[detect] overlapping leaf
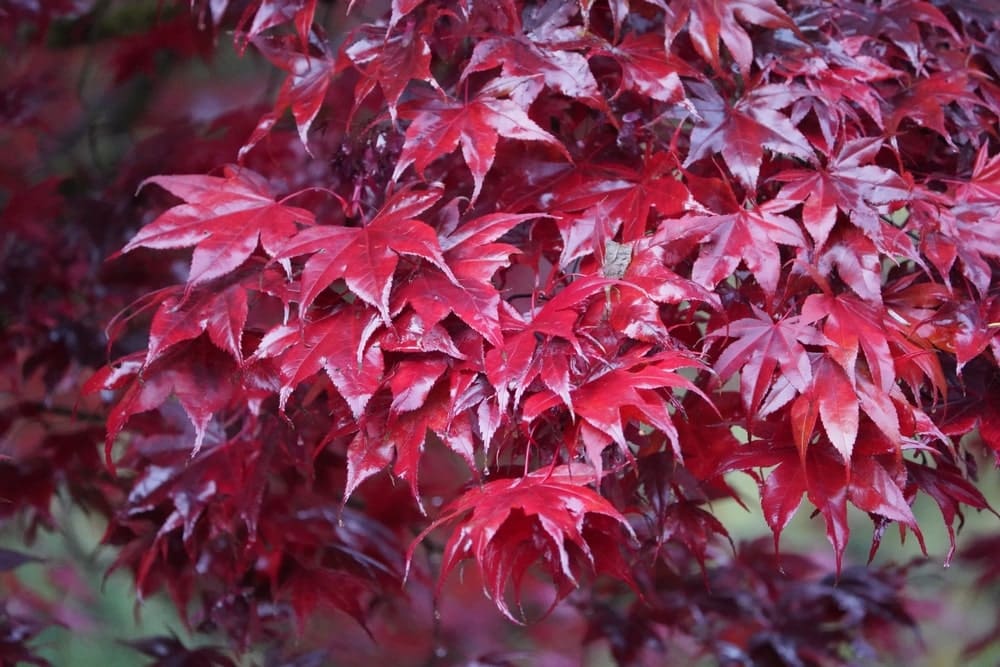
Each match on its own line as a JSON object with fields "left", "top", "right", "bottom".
{"left": 685, "top": 81, "right": 815, "bottom": 190}
{"left": 593, "top": 31, "right": 695, "bottom": 105}
{"left": 253, "top": 307, "right": 383, "bottom": 417}
{"left": 523, "top": 347, "right": 706, "bottom": 477}
{"left": 774, "top": 138, "right": 910, "bottom": 250}
{"left": 341, "top": 21, "right": 438, "bottom": 122}
{"left": 393, "top": 78, "right": 571, "bottom": 203}
{"left": 242, "top": 33, "right": 336, "bottom": 155}
{"left": 664, "top": 0, "right": 798, "bottom": 76}
{"left": 408, "top": 465, "right": 634, "bottom": 621}
{"left": 395, "top": 211, "right": 542, "bottom": 347}
{"left": 708, "top": 307, "right": 827, "bottom": 416}
{"left": 462, "top": 13, "right": 603, "bottom": 109}
{"left": 276, "top": 186, "right": 450, "bottom": 320}
{"left": 660, "top": 199, "right": 806, "bottom": 295}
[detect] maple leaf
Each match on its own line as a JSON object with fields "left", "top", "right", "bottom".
{"left": 378, "top": 308, "right": 465, "bottom": 359}
{"left": 684, "top": 81, "right": 815, "bottom": 190}
{"left": 887, "top": 70, "right": 983, "bottom": 141}
{"left": 774, "top": 38, "right": 901, "bottom": 137}
{"left": 708, "top": 307, "right": 828, "bottom": 417}
{"left": 801, "top": 292, "right": 896, "bottom": 393}
{"left": 144, "top": 282, "right": 248, "bottom": 368}
{"left": 279, "top": 566, "right": 377, "bottom": 636}
{"left": 757, "top": 449, "right": 809, "bottom": 552}
{"left": 393, "top": 78, "right": 572, "bottom": 203}
{"left": 121, "top": 166, "right": 314, "bottom": 285}
{"left": 738, "top": 435, "right": 919, "bottom": 572}
{"left": 427, "top": 279, "right": 658, "bottom": 457}
{"left": 958, "top": 145, "right": 1000, "bottom": 204}
{"left": 592, "top": 31, "right": 696, "bottom": 105}
{"left": 408, "top": 465, "right": 634, "bottom": 622}
{"left": 774, "top": 137, "right": 910, "bottom": 250}
{"left": 798, "top": 292, "right": 928, "bottom": 447}
{"left": 480, "top": 276, "right": 617, "bottom": 416}
{"left": 622, "top": 239, "right": 721, "bottom": 308}
{"left": 664, "top": 0, "right": 798, "bottom": 76}
{"left": 906, "top": 459, "right": 997, "bottom": 563}
{"left": 346, "top": 0, "right": 432, "bottom": 30}
{"left": 523, "top": 348, "right": 706, "bottom": 478}
{"left": 937, "top": 202, "right": 1000, "bottom": 298}
{"left": 790, "top": 354, "right": 860, "bottom": 464}
{"left": 345, "top": 382, "right": 477, "bottom": 504}
{"left": 720, "top": 439, "right": 853, "bottom": 571}
{"left": 242, "top": 32, "right": 335, "bottom": 156}
{"left": 548, "top": 152, "right": 695, "bottom": 259}
{"left": 816, "top": 227, "right": 885, "bottom": 303}
{"left": 275, "top": 186, "right": 451, "bottom": 321}
{"left": 395, "top": 211, "right": 543, "bottom": 347}
{"left": 462, "top": 14, "right": 604, "bottom": 109}
{"left": 85, "top": 340, "right": 238, "bottom": 464}
{"left": 662, "top": 500, "right": 735, "bottom": 573}
{"left": 239, "top": 0, "right": 317, "bottom": 46}
{"left": 658, "top": 199, "right": 806, "bottom": 295}
{"left": 848, "top": 437, "right": 923, "bottom": 562}
{"left": 341, "top": 21, "right": 439, "bottom": 123}
{"left": 253, "top": 308, "right": 383, "bottom": 418}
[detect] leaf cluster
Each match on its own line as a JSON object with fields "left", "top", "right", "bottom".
{"left": 3, "top": 0, "right": 1000, "bottom": 664}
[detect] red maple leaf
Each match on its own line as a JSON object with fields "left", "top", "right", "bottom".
{"left": 84, "top": 340, "right": 238, "bottom": 462}
{"left": 549, "top": 152, "right": 694, "bottom": 262}
{"left": 708, "top": 307, "right": 827, "bottom": 417}
{"left": 724, "top": 437, "right": 917, "bottom": 572}
{"left": 774, "top": 137, "right": 910, "bottom": 250}
{"left": 462, "top": 10, "right": 604, "bottom": 109}
{"left": 665, "top": 0, "right": 797, "bottom": 76}
{"left": 593, "top": 31, "right": 697, "bottom": 105}
{"left": 480, "top": 276, "right": 617, "bottom": 423}
{"left": 408, "top": 464, "right": 634, "bottom": 622}
{"left": 121, "top": 166, "right": 314, "bottom": 285}
{"left": 523, "top": 347, "right": 705, "bottom": 477}
{"left": 685, "top": 81, "right": 815, "bottom": 190}
{"left": 144, "top": 282, "right": 248, "bottom": 367}
{"left": 659, "top": 199, "right": 806, "bottom": 295}
{"left": 790, "top": 354, "right": 860, "bottom": 464}
{"left": 345, "top": 380, "right": 478, "bottom": 504}
{"left": 815, "top": 227, "right": 886, "bottom": 303}
{"left": 395, "top": 210, "right": 543, "bottom": 347}
{"left": 253, "top": 307, "right": 384, "bottom": 417}
{"left": 958, "top": 145, "right": 1000, "bottom": 204}
{"left": 801, "top": 292, "right": 896, "bottom": 393}
{"left": 887, "top": 70, "right": 984, "bottom": 140}
{"left": 341, "top": 21, "right": 439, "bottom": 122}
{"left": 241, "top": 32, "right": 335, "bottom": 156}
{"left": 239, "top": 0, "right": 317, "bottom": 46}
{"left": 276, "top": 185, "right": 452, "bottom": 320}
{"left": 393, "top": 77, "right": 571, "bottom": 203}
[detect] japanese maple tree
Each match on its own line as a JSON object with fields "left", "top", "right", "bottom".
{"left": 3, "top": 0, "right": 1000, "bottom": 665}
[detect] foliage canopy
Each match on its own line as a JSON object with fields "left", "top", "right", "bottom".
{"left": 2, "top": 0, "right": 1000, "bottom": 664}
